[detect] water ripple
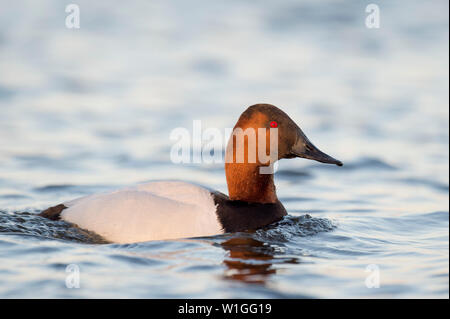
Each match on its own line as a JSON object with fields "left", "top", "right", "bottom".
{"left": 0, "top": 211, "right": 108, "bottom": 244}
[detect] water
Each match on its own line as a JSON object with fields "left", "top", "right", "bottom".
{"left": 0, "top": 0, "right": 448, "bottom": 298}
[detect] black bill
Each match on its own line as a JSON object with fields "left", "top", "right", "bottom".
{"left": 291, "top": 136, "right": 343, "bottom": 167}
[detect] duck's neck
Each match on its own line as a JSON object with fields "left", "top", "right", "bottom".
{"left": 225, "top": 162, "right": 278, "bottom": 203}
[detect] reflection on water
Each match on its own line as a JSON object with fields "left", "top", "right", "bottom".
{"left": 0, "top": 0, "right": 448, "bottom": 298}
{"left": 222, "top": 237, "right": 279, "bottom": 284}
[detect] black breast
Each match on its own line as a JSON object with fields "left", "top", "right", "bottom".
{"left": 212, "top": 191, "right": 287, "bottom": 233}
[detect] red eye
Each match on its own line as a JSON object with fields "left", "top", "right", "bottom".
{"left": 270, "top": 121, "right": 278, "bottom": 128}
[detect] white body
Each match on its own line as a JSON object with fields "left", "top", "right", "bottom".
{"left": 61, "top": 181, "right": 223, "bottom": 244}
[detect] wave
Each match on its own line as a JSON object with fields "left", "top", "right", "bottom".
{"left": 254, "top": 214, "right": 335, "bottom": 243}
{"left": 0, "top": 211, "right": 107, "bottom": 244}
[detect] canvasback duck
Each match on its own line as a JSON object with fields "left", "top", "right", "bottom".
{"left": 39, "top": 104, "right": 342, "bottom": 243}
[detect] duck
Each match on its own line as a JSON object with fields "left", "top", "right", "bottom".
{"left": 39, "top": 104, "right": 342, "bottom": 243}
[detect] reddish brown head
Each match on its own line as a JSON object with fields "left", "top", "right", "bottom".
{"left": 225, "top": 104, "right": 342, "bottom": 203}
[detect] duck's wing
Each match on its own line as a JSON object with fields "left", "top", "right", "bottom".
{"left": 59, "top": 181, "right": 223, "bottom": 243}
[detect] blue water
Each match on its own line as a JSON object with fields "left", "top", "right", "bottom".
{"left": 0, "top": 0, "right": 448, "bottom": 298}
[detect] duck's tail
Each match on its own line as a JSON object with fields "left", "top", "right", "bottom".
{"left": 39, "top": 204, "right": 67, "bottom": 220}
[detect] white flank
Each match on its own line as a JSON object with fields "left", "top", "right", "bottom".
{"left": 61, "top": 181, "right": 223, "bottom": 243}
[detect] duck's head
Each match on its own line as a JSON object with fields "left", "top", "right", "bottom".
{"left": 225, "top": 104, "right": 342, "bottom": 203}
{"left": 227, "top": 103, "right": 343, "bottom": 167}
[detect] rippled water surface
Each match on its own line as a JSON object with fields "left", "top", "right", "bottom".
{"left": 0, "top": 0, "right": 448, "bottom": 298}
